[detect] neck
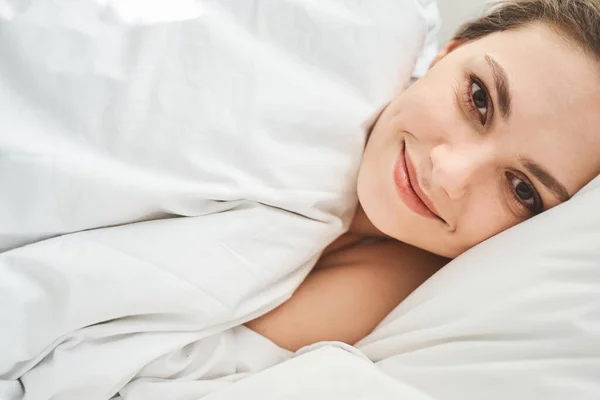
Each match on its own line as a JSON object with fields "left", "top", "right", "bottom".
{"left": 349, "top": 204, "right": 390, "bottom": 239}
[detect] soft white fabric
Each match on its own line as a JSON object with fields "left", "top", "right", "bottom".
{"left": 0, "top": 205, "right": 315, "bottom": 399}
{"left": 193, "top": 175, "right": 600, "bottom": 400}
{"left": 356, "top": 175, "right": 600, "bottom": 400}
{"left": 4, "top": 1, "right": 600, "bottom": 400}
{"left": 202, "top": 345, "right": 437, "bottom": 400}
{"left": 0, "top": 0, "right": 435, "bottom": 399}
{"left": 0, "top": 0, "right": 431, "bottom": 252}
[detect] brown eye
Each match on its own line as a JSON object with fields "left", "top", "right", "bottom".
{"left": 515, "top": 181, "right": 534, "bottom": 201}
{"left": 471, "top": 81, "right": 489, "bottom": 122}
{"left": 506, "top": 172, "right": 543, "bottom": 214}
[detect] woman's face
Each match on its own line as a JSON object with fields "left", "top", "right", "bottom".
{"left": 358, "top": 23, "right": 600, "bottom": 258}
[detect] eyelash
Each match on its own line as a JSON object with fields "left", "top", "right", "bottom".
{"left": 505, "top": 171, "right": 543, "bottom": 217}
{"left": 463, "top": 74, "right": 492, "bottom": 126}
{"left": 461, "top": 73, "right": 543, "bottom": 216}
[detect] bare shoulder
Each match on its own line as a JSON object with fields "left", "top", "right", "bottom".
{"left": 246, "top": 236, "right": 448, "bottom": 351}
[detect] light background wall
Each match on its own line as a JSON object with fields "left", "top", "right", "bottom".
{"left": 437, "top": 0, "right": 491, "bottom": 43}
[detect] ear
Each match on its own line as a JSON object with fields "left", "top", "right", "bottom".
{"left": 430, "top": 39, "right": 464, "bottom": 69}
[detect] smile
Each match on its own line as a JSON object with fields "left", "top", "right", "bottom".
{"left": 393, "top": 141, "right": 444, "bottom": 222}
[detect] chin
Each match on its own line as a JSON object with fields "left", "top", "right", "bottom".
{"left": 360, "top": 196, "right": 460, "bottom": 259}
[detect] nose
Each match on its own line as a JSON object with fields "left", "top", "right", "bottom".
{"left": 430, "top": 143, "right": 496, "bottom": 200}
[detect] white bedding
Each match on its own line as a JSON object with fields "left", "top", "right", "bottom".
{"left": 358, "top": 175, "right": 600, "bottom": 400}
{"left": 3, "top": 1, "right": 599, "bottom": 399}
{"left": 0, "top": 0, "right": 432, "bottom": 252}
{"left": 202, "top": 345, "right": 437, "bottom": 400}
{"left": 0, "top": 0, "right": 437, "bottom": 399}
{"left": 0, "top": 206, "right": 315, "bottom": 399}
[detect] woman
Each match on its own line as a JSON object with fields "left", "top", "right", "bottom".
{"left": 247, "top": 0, "right": 600, "bottom": 351}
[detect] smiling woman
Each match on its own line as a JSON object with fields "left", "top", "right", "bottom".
{"left": 247, "top": 0, "right": 600, "bottom": 351}
{"left": 358, "top": 15, "right": 600, "bottom": 258}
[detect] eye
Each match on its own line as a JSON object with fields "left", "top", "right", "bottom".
{"left": 506, "top": 171, "right": 543, "bottom": 215}
{"left": 470, "top": 79, "right": 489, "bottom": 124}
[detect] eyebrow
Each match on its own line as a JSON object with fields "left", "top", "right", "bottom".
{"left": 520, "top": 157, "right": 571, "bottom": 203}
{"left": 484, "top": 54, "right": 512, "bottom": 119}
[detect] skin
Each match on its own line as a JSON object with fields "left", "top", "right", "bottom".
{"left": 359, "top": 23, "right": 600, "bottom": 258}
{"left": 247, "top": 23, "right": 600, "bottom": 351}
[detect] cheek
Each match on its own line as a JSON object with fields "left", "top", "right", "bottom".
{"left": 394, "top": 75, "right": 462, "bottom": 143}
{"left": 456, "top": 191, "right": 516, "bottom": 247}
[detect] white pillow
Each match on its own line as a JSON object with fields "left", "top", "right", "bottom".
{"left": 358, "top": 175, "right": 600, "bottom": 400}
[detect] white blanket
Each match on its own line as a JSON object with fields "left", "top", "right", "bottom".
{"left": 4, "top": 1, "right": 600, "bottom": 400}
{"left": 0, "top": 206, "right": 316, "bottom": 399}
{"left": 0, "top": 0, "right": 437, "bottom": 399}
{"left": 202, "top": 345, "right": 437, "bottom": 400}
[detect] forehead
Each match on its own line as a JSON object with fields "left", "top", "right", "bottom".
{"left": 459, "top": 24, "right": 600, "bottom": 192}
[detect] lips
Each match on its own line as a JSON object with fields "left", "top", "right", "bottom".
{"left": 393, "top": 142, "right": 443, "bottom": 221}
{"left": 405, "top": 147, "right": 443, "bottom": 219}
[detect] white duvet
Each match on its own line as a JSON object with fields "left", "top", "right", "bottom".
{"left": 0, "top": 0, "right": 436, "bottom": 398}
{"left": 2, "top": 1, "right": 600, "bottom": 400}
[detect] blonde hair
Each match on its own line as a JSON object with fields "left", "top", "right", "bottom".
{"left": 454, "top": 0, "right": 600, "bottom": 58}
